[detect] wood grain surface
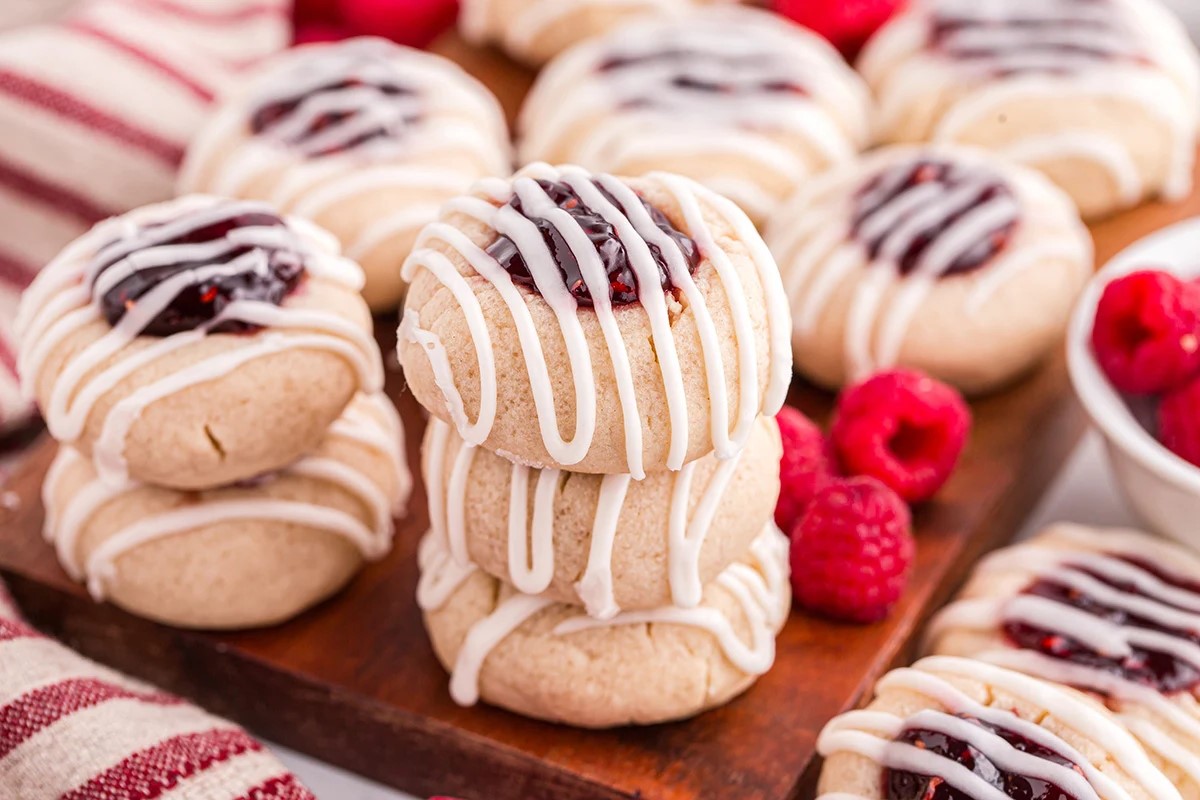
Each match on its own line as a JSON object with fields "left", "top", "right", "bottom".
{"left": 1, "top": 33, "right": 1197, "bottom": 800}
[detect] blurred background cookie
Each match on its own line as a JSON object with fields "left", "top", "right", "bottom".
{"left": 858, "top": 0, "right": 1200, "bottom": 219}
{"left": 518, "top": 6, "right": 872, "bottom": 226}
{"left": 459, "top": 0, "right": 732, "bottom": 67}
{"left": 181, "top": 37, "right": 511, "bottom": 311}
{"left": 768, "top": 145, "right": 1092, "bottom": 395}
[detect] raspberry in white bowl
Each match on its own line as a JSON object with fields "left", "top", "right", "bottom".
{"left": 1068, "top": 217, "right": 1200, "bottom": 548}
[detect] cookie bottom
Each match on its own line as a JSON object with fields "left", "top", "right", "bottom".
{"left": 419, "top": 525, "right": 791, "bottom": 728}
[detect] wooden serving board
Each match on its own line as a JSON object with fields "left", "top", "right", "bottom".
{"left": 3, "top": 33, "right": 1200, "bottom": 800}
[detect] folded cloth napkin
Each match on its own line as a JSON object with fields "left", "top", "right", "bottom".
{"left": 0, "top": 581, "right": 317, "bottom": 799}
{"left": 0, "top": 0, "right": 290, "bottom": 433}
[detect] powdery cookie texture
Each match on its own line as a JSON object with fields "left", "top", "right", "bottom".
{"left": 517, "top": 7, "right": 872, "bottom": 227}
{"left": 459, "top": 0, "right": 732, "bottom": 67}
{"left": 398, "top": 163, "right": 792, "bottom": 477}
{"left": 179, "top": 37, "right": 512, "bottom": 311}
{"left": 767, "top": 145, "right": 1092, "bottom": 395}
{"left": 17, "top": 195, "right": 382, "bottom": 491}
{"left": 417, "top": 524, "right": 790, "bottom": 728}
{"left": 817, "top": 655, "right": 1180, "bottom": 799}
{"left": 857, "top": 0, "right": 1200, "bottom": 220}
{"left": 42, "top": 393, "right": 411, "bottom": 630}
{"left": 422, "top": 414, "right": 780, "bottom": 617}
{"left": 926, "top": 524, "right": 1200, "bottom": 798}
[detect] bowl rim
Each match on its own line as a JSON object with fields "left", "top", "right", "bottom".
{"left": 1066, "top": 215, "right": 1200, "bottom": 495}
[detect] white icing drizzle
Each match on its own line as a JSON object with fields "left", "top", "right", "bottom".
{"left": 179, "top": 38, "right": 510, "bottom": 268}
{"left": 330, "top": 392, "right": 412, "bottom": 516}
{"left": 400, "top": 163, "right": 791, "bottom": 477}
{"left": 423, "top": 417, "right": 752, "bottom": 617}
{"left": 419, "top": 524, "right": 789, "bottom": 708}
{"left": 518, "top": 8, "right": 870, "bottom": 223}
{"left": 817, "top": 656, "right": 1182, "bottom": 800}
{"left": 415, "top": 510, "right": 478, "bottom": 613}
{"left": 42, "top": 394, "right": 408, "bottom": 600}
{"left": 573, "top": 474, "right": 631, "bottom": 619}
{"left": 858, "top": 0, "right": 1200, "bottom": 207}
{"left": 929, "top": 527, "right": 1200, "bottom": 789}
{"left": 999, "top": 132, "right": 1143, "bottom": 207}
{"left": 448, "top": 591, "right": 553, "bottom": 707}
{"left": 15, "top": 196, "right": 383, "bottom": 485}
{"left": 243, "top": 47, "right": 423, "bottom": 159}
{"left": 771, "top": 151, "right": 1091, "bottom": 382}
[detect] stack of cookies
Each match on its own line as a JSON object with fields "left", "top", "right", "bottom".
{"left": 16, "top": 195, "right": 411, "bottom": 630}
{"left": 398, "top": 162, "right": 794, "bottom": 727}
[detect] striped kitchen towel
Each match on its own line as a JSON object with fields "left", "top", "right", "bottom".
{"left": 0, "top": 0, "right": 290, "bottom": 433}
{"left": 0, "top": 582, "right": 316, "bottom": 799}
{"left": 0, "top": 0, "right": 78, "bottom": 32}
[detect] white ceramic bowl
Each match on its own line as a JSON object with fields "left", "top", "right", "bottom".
{"left": 1067, "top": 216, "right": 1200, "bottom": 548}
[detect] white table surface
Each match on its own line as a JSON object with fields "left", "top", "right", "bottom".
{"left": 273, "top": 3, "right": 1200, "bottom": 796}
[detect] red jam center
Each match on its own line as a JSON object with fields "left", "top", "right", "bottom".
{"left": 930, "top": 0, "right": 1143, "bottom": 76}
{"left": 1002, "top": 556, "right": 1200, "bottom": 694}
{"left": 92, "top": 209, "right": 305, "bottom": 337}
{"left": 886, "top": 715, "right": 1081, "bottom": 800}
{"left": 598, "top": 48, "right": 807, "bottom": 98}
{"left": 486, "top": 179, "right": 700, "bottom": 307}
{"left": 250, "top": 77, "right": 417, "bottom": 157}
{"left": 851, "top": 158, "right": 1017, "bottom": 277}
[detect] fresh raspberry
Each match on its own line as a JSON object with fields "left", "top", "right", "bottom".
{"left": 295, "top": 0, "right": 342, "bottom": 26}
{"left": 773, "top": 0, "right": 906, "bottom": 59}
{"left": 339, "top": 0, "right": 459, "bottom": 48}
{"left": 294, "top": 23, "right": 353, "bottom": 45}
{"left": 1091, "top": 270, "right": 1200, "bottom": 394}
{"left": 830, "top": 369, "right": 970, "bottom": 503}
{"left": 775, "top": 405, "right": 837, "bottom": 534}
{"left": 1160, "top": 373, "right": 1200, "bottom": 467}
{"left": 789, "top": 477, "right": 913, "bottom": 623}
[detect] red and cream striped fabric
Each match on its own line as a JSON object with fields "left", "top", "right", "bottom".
{"left": 0, "top": 1, "right": 77, "bottom": 33}
{"left": 0, "top": 583, "right": 315, "bottom": 799}
{"left": 0, "top": 0, "right": 289, "bottom": 433}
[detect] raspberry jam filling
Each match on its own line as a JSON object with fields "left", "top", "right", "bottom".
{"left": 91, "top": 207, "right": 306, "bottom": 337}
{"left": 250, "top": 77, "right": 418, "bottom": 157}
{"left": 851, "top": 158, "right": 1017, "bottom": 277}
{"left": 886, "top": 716, "right": 1080, "bottom": 800}
{"left": 486, "top": 179, "right": 700, "bottom": 307}
{"left": 598, "top": 48, "right": 807, "bottom": 97}
{"left": 1003, "top": 555, "right": 1200, "bottom": 694}
{"left": 930, "top": 0, "right": 1142, "bottom": 76}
